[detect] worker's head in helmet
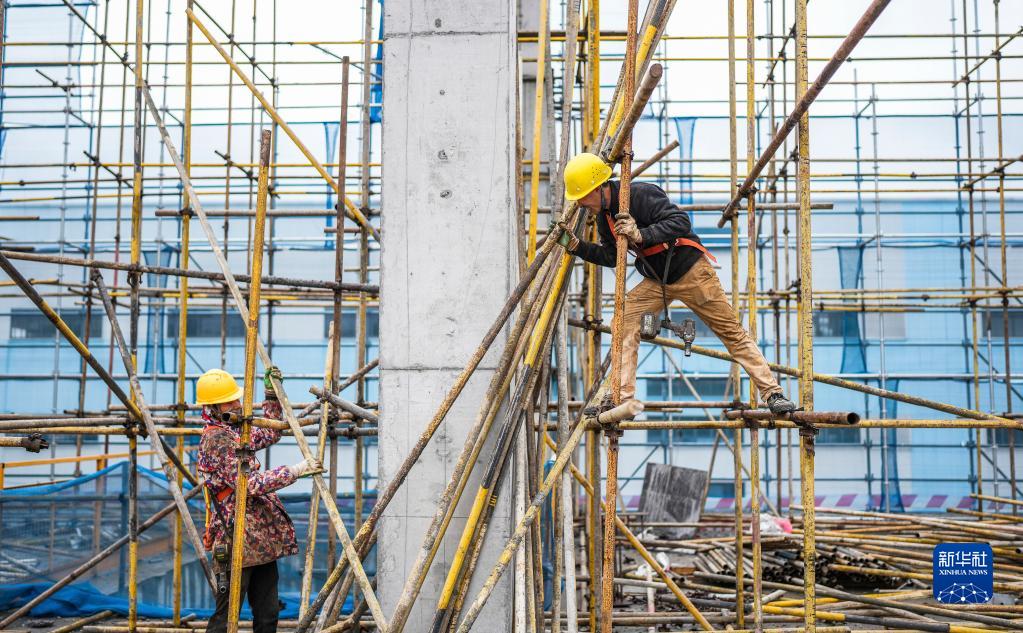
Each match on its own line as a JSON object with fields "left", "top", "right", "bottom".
{"left": 564, "top": 152, "right": 613, "bottom": 212}
{"left": 195, "top": 369, "right": 243, "bottom": 421}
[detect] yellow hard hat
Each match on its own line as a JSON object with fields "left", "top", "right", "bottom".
{"left": 196, "top": 369, "right": 243, "bottom": 406}
{"left": 564, "top": 152, "right": 612, "bottom": 201}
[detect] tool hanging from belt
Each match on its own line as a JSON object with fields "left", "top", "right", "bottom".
{"left": 604, "top": 211, "right": 702, "bottom": 355}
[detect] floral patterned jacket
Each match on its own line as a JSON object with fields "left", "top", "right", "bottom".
{"left": 196, "top": 395, "right": 298, "bottom": 568}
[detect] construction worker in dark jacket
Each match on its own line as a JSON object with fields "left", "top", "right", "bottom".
{"left": 558, "top": 152, "right": 797, "bottom": 416}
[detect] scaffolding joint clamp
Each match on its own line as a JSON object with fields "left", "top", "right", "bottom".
{"left": 797, "top": 422, "right": 819, "bottom": 439}
{"left": 601, "top": 421, "right": 623, "bottom": 440}
{"left": 236, "top": 441, "right": 254, "bottom": 472}
{"left": 19, "top": 433, "right": 49, "bottom": 453}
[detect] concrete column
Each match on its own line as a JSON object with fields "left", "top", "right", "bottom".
{"left": 378, "top": 0, "right": 517, "bottom": 631}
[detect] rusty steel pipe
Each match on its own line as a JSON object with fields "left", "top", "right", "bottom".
{"left": 724, "top": 409, "right": 861, "bottom": 425}
{"left": 606, "top": 63, "right": 663, "bottom": 163}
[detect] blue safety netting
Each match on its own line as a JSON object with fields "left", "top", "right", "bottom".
{"left": 370, "top": 0, "right": 383, "bottom": 124}
{"left": 0, "top": 461, "right": 371, "bottom": 619}
{"left": 837, "top": 246, "right": 867, "bottom": 375}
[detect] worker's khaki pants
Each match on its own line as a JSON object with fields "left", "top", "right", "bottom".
{"left": 620, "top": 257, "right": 783, "bottom": 402}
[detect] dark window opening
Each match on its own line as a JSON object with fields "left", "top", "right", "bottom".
{"left": 818, "top": 427, "right": 861, "bottom": 444}
{"left": 645, "top": 377, "right": 729, "bottom": 401}
{"left": 166, "top": 310, "right": 246, "bottom": 338}
{"left": 984, "top": 310, "right": 1023, "bottom": 338}
{"left": 708, "top": 481, "right": 745, "bottom": 497}
{"left": 668, "top": 310, "right": 714, "bottom": 338}
{"left": 671, "top": 427, "right": 717, "bottom": 444}
{"left": 813, "top": 311, "right": 846, "bottom": 338}
{"left": 989, "top": 428, "right": 1023, "bottom": 445}
{"left": 323, "top": 309, "right": 379, "bottom": 338}
{"left": 10, "top": 308, "right": 103, "bottom": 340}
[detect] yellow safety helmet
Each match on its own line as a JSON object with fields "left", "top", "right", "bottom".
{"left": 564, "top": 152, "right": 612, "bottom": 201}
{"left": 195, "top": 369, "right": 243, "bottom": 406}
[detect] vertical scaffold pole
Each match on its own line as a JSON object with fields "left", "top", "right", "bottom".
{"left": 726, "top": 0, "right": 746, "bottom": 625}
{"left": 173, "top": 1, "right": 195, "bottom": 621}
{"left": 601, "top": 0, "right": 638, "bottom": 629}
{"left": 226, "top": 129, "right": 271, "bottom": 633}
{"left": 795, "top": 1, "right": 817, "bottom": 631}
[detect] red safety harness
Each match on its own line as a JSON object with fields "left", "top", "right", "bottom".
{"left": 604, "top": 212, "right": 717, "bottom": 263}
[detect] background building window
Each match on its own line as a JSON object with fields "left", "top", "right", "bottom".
{"left": 645, "top": 376, "right": 730, "bottom": 401}
{"left": 166, "top": 310, "right": 246, "bottom": 338}
{"left": 10, "top": 308, "right": 103, "bottom": 340}
{"left": 989, "top": 428, "right": 1023, "bottom": 445}
{"left": 812, "top": 311, "right": 845, "bottom": 338}
{"left": 669, "top": 310, "right": 713, "bottom": 338}
{"left": 643, "top": 377, "right": 724, "bottom": 444}
{"left": 323, "top": 309, "right": 379, "bottom": 338}
{"left": 864, "top": 312, "right": 906, "bottom": 339}
{"left": 984, "top": 309, "right": 1023, "bottom": 338}
{"left": 818, "top": 427, "right": 861, "bottom": 444}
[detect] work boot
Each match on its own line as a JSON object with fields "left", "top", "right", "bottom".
{"left": 767, "top": 393, "right": 797, "bottom": 416}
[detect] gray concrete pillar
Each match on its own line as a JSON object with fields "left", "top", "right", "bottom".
{"left": 377, "top": 0, "right": 518, "bottom": 631}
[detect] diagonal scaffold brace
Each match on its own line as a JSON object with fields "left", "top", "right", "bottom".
{"left": 91, "top": 269, "right": 218, "bottom": 592}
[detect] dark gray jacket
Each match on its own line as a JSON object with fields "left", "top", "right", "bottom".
{"left": 573, "top": 180, "right": 705, "bottom": 284}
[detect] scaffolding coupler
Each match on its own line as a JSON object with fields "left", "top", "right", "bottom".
{"left": 593, "top": 396, "right": 645, "bottom": 431}
{"left": 0, "top": 433, "right": 50, "bottom": 453}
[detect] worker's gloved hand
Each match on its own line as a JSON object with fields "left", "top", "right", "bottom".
{"left": 556, "top": 220, "right": 579, "bottom": 253}
{"left": 263, "top": 365, "right": 283, "bottom": 391}
{"left": 288, "top": 457, "right": 324, "bottom": 479}
{"left": 614, "top": 213, "right": 643, "bottom": 246}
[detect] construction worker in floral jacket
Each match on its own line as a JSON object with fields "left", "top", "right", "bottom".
{"left": 196, "top": 367, "right": 322, "bottom": 633}
{"left": 558, "top": 152, "right": 797, "bottom": 417}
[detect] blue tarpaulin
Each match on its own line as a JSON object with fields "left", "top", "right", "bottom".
{"left": 0, "top": 582, "right": 353, "bottom": 620}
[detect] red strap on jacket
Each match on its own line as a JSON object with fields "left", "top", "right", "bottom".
{"left": 604, "top": 213, "right": 717, "bottom": 264}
